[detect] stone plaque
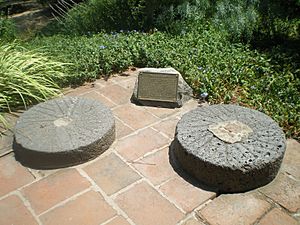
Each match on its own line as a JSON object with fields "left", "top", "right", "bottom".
{"left": 137, "top": 72, "right": 178, "bottom": 103}
{"left": 208, "top": 120, "right": 253, "bottom": 144}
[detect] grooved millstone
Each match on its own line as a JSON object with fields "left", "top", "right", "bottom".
{"left": 13, "top": 97, "right": 115, "bottom": 169}
{"left": 172, "top": 104, "right": 286, "bottom": 193}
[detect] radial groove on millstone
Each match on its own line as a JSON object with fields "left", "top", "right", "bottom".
{"left": 14, "top": 97, "right": 115, "bottom": 169}
{"left": 172, "top": 104, "right": 286, "bottom": 193}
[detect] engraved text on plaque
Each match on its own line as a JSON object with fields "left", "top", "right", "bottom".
{"left": 137, "top": 72, "right": 178, "bottom": 102}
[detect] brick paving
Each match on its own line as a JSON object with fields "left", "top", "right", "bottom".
{"left": 0, "top": 68, "right": 299, "bottom": 225}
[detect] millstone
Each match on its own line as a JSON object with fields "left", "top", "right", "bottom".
{"left": 172, "top": 104, "right": 286, "bottom": 193}
{"left": 13, "top": 97, "right": 115, "bottom": 169}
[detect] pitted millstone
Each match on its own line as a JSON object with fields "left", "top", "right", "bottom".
{"left": 13, "top": 97, "right": 115, "bottom": 169}
{"left": 172, "top": 104, "right": 286, "bottom": 193}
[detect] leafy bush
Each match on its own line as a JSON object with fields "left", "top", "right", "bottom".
{"left": 44, "top": 0, "right": 186, "bottom": 35}
{"left": 156, "top": 0, "right": 299, "bottom": 43}
{"left": 0, "top": 16, "right": 16, "bottom": 41}
{"left": 0, "top": 43, "right": 69, "bottom": 126}
{"left": 26, "top": 27, "right": 300, "bottom": 138}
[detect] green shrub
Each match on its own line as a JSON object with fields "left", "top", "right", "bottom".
{"left": 26, "top": 26, "right": 300, "bottom": 138}
{"left": 0, "top": 43, "right": 69, "bottom": 126}
{"left": 156, "top": 0, "right": 300, "bottom": 43}
{"left": 45, "top": 0, "right": 186, "bottom": 35}
{"left": 0, "top": 16, "right": 16, "bottom": 41}
{"left": 155, "top": 0, "right": 261, "bottom": 41}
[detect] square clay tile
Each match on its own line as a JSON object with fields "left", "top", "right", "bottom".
{"left": 197, "top": 192, "right": 271, "bottom": 225}
{"left": 115, "top": 128, "right": 169, "bottom": 161}
{"left": 144, "top": 106, "right": 179, "bottom": 119}
{"left": 257, "top": 208, "right": 298, "bottom": 225}
{"left": 104, "top": 216, "right": 130, "bottom": 225}
{"left": 113, "top": 104, "right": 159, "bottom": 130}
{"left": 117, "top": 76, "right": 137, "bottom": 91}
{"left": 0, "top": 155, "right": 34, "bottom": 197}
{"left": 40, "top": 190, "right": 116, "bottom": 225}
{"left": 115, "top": 118, "right": 134, "bottom": 139}
{"left": 0, "top": 195, "right": 38, "bottom": 225}
{"left": 281, "top": 139, "right": 300, "bottom": 180}
{"left": 83, "top": 153, "right": 140, "bottom": 195}
{"left": 81, "top": 91, "right": 116, "bottom": 108}
{"left": 64, "top": 85, "right": 93, "bottom": 97}
{"left": 115, "top": 181, "right": 184, "bottom": 225}
{"left": 100, "top": 84, "right": 132, "bottom": 105}
{"left": 152, "top": 116, "right": 180, "bottom": 138}
{"left": 22, "top": 169, "right": 90, "bottom": 214}
{"left": 178, "top": 100, "right": 199, "bottom": 116}
{"left": 159, "top": 177, "right": 216, "bottom": 213}
{"left": 259, "top": 172, "right": 300, "bottom": 213}
{"left": 0, "top": 130, "right": 14, "bottom": 156}
{"left": 133, "top": 148, "right": 177, "bottom": 186}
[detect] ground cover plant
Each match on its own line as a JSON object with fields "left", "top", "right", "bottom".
{"left": 0, "top": 0, "right": 299, "bottom": 139}
{"left": 26, "top": 25, "right": 300, "bottom": 138}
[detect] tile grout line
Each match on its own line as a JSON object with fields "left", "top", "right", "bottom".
{"left": 37, "top": 187, "right": 92, "bottom": 217}
{"left": 111, "top": 99, "right": 197, "bottom": 141}
{"left": 112, "top": 116, "right": 168, "bottom": 142}
{"left": 176, "top": 212, "right": 202, "bottom": 225}
{"left": 254, "top": 190, "right": 296, "bottom": 222}
{"left": 0, "top": 149, "right": 13, "bottom": 158}
{"left": 253, "top": 205, "right": 274, "bottom": 225}
{"left": 99, "top": 215, "right": 119, "bottom": 225}
{"left": 94, "top": 90, "right": 118, "bottom": 103}
{"left": 109, "top": 178, "right": 145, "bottom": 199}
{"left": 142, "top": 176, "right": 187, "bottom": 214}
{"left": 113, "top": 151, "right": 187, "bottom": 215}
{"left": 76, "top": 168, "right": 137, "bottom": 225}
{"left": 194, "top": 199, "right": 217, "bottom": 225}
{"left": 115, "top": 117, "right": 135, "bottom": 134}
{"left": 113, "top": 114, "right": 137, "bottom": 132}
{"left": 126, "top": 143, "right": 171, "bottom": 164}
{"left": 194, "top": 199, "right": 214, "bottom": 212}
{"left": 0, "top": 190, "right": 19, "bottom": 201}
{"left": 16, "top": 191, "right": 43, "bottom": 225}
{"left": 113, "top": 101, "right": 197, "bottom": 141}
{"left": 155, "top": 177, "right": 175, "bottom": 189}
{"left": 149, "top": 126, "right": 172, "bottom": 139}
{"left": 0, "top": 167, "right": 61, "bottom": 202}
{"left": 17, "top": 169, "right": 63, "bottom": 190}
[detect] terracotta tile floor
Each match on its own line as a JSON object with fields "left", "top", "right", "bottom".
{"left": 0, "top": 69, "right": 299, "bottom": 225}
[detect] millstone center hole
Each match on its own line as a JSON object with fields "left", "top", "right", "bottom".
{"left": 53, "top": 117, "right": 73, "bottom": 127}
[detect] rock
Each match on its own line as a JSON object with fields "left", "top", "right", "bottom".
{"left": 131, "top": 68, "right": 193, "bottom": 108}
{"left": 13, "top": 96, "right": 115, "bottom": 169}
{"left": 172, "top": 104, "right": 286, "bottom": 193}
{"left": 208, "top": 120, "right": 253, "bottom": 144}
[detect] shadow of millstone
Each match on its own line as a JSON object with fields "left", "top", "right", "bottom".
{"left": 0, "top": 113, "right": 19, "bottom": 156}
{"left": 168, "top": 140, "right": 219, "bottom": 194}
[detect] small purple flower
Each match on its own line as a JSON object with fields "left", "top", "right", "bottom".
{"left": 250, "top": 85, "right": 256, "bottom": 90}
{"left": 99, "top": 45, "right": 106, "bottom": 50}
{"left": 200, "top": 92, "right": 208, "bottom": 98}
